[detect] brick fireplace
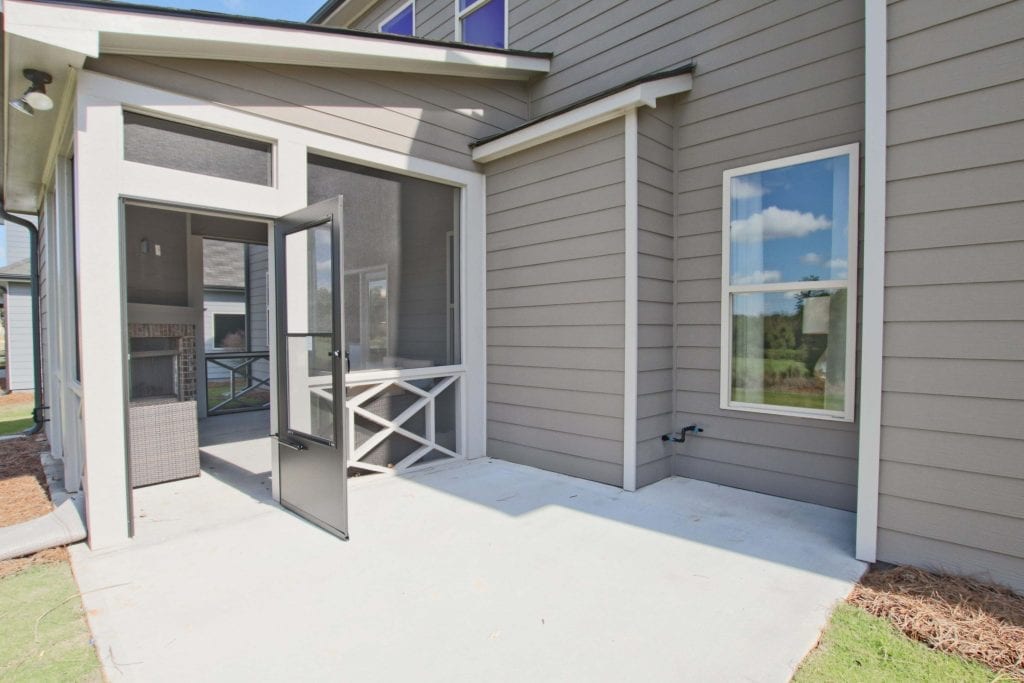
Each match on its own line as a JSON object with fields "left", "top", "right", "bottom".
{"left": 127, "top": 323, "right": 197, "bottom": 403}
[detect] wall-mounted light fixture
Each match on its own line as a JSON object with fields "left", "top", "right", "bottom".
{"left": 9, "top": 69, "right": 54, "bottom": 117}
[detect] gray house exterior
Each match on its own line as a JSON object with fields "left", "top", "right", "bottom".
{"left": 2, "top": 0, "right": 1021, "bottom": 591}
{"left": 0, "top": 222, "right": 35, "bottom": 391}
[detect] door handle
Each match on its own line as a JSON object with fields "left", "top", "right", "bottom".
{"left": 270, "top": 433, "right": 307, "bottom": 451}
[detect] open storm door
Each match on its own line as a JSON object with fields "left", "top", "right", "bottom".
{"left": 273, "top": 197, "right": 348, "bottom": 540}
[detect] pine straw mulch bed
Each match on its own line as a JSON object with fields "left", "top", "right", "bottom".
{"left": 0, "top": 433, "right": 66, "bottom": 579}
{"left": 849, "top": 565, "right": 1024, "bottom": 680}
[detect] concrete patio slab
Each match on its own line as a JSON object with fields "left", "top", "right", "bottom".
{"left": 71, "top": 413, "right": 865, "bottom": 682}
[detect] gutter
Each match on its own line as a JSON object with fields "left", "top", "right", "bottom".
{"left": 0, "top": 208, "right": 45, "bottom": 435}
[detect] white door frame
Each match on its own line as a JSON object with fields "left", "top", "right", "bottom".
{"left": 74, "top": 70, "right": 487, "bottom": 548}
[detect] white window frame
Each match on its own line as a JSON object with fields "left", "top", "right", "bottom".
{"left": 454, "top": 0, "right": 507, "bottom": 49}
{"left": 719, "top": 143, "right": 860, "bottom": 422}
{"left": 378, "top": 0, "right": 415, "bottom": 36}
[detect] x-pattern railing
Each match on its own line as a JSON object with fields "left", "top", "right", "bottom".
{"left": 345, "top": 372, "right": 461, "bottom": 474}
{"left": 206, "top": 351, "right": 271, "bottom": 416}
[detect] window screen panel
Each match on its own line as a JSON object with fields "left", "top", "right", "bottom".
{"left": 123, "top": 111, "right": 272, "bottom": 186}
{"left": 308, "top": 154, "right": 460, "bottom": 372}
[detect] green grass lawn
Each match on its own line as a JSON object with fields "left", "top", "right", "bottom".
{"left": 0, "top": 562, "right": 101, "bottom": 682}
{"left": 794, "top": 603, "right": 999, "bottom": 683}
{"left": 0, "top": 398, "right": 34, "bottom": 436}
{"left": 207, "top": 380, "right": 270, "bottom": 411}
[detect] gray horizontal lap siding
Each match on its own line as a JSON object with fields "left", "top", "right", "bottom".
{"left": 671, "top": 0, "right": 864, "bottom": 511}
{"left": 879, "top": 0, "right": 1024, "bottom": 592}
{"left": 485, "top": 119, "right": 627, "bottom": 486}
{"left": 5, "top": 283, "right": 35, "bottom": 391}
{"left": 513, "top": 0, "right": 865, "bottom": 119}
{"left": 85, "top": 56, "right": 529, "bottom": 172}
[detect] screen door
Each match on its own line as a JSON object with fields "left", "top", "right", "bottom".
{"left": 273, "top": 197, "right": 348, "bottom": 539}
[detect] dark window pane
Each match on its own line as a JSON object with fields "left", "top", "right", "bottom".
{"left": 462, "top": 0, "right": 504, "bottom": 48}
{"left": 123, "top": 111, "right": 272, "bottom": 186}
{"left": 308, "top": 155, "right": 460, "bottom": 371}
{"left": 381, "top": 3, "right": 414, "bottom": 35}
{"left": 214, "top": 314, "right": 247, "bottom": 350}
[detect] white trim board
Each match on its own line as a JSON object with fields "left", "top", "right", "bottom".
{"left": 471, "top": 73, "right": 693, "bottom": 163}
{"left": 4, "top": 0, "right": 549, "bottom": 80}
{"left": 622, "top": 109, "right": 639, "bottom": 492}
{"left": 856, "top": 0, "right": 888, "bottom": 563}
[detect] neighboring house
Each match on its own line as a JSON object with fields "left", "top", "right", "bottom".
{"left": 203, "top": 240, "right": 247, "bottom": 384}
{"left": 0, "top": 223, "right": 34, "bottom": 391}
{"left": 202, "top": 239, "right": 271, "bottom": 386}
{"left": 2, "top": 0, "right": 1021, "bottom": 591}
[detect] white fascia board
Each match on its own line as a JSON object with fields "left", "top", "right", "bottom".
{"left": 3, "top": 1, "right": 549, "bottom": 80}
{"left": 472, "top": 73, "right": 692, "bottom": 163}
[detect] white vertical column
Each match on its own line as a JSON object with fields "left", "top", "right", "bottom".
{"left": 462, "top": 176, "right": 487, "bottom": 459}
{"left": 857, "top": 0, "right": 888, "bottom": 563}
{"left": 623, "top": 109, "right": 639, "bottom": 492}
{"left": 74, "top": 86, "right": 132, "bottom": 548}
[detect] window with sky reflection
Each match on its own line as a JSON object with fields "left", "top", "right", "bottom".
{"left": 724, "top": 150, "right": 856, "bottom": 417}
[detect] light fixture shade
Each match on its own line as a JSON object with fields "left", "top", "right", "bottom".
{"left": 24, "top": 89, "right": 53, "bottom": 111}
{"left": 9, "top": 98, "right": 34, "bottom": 116}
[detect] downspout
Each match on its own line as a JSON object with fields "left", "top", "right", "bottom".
{"left": 0, "top": 207, "right": 45, "bottom": 435}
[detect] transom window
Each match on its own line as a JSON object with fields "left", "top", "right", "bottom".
{"left": 380, "top": 1, "right": 414, "bottom": 36}
{"left": 123, "top": 111, "right": 273, "bottom": 186}
{"left": 720, "top": 144, "right": 859, "bottom": 421}
{"left": 456, "top": 0, "right": 506, "bottom": 49}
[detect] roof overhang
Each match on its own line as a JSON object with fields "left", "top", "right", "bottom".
{"left": 4, "top": 1, "right": 550, "bottom": 80}
{"left": 472, "top": 66, "right": 694, "bottom": 164}
{"left": 2, "top": 0, "right": 550, "bottom": 212}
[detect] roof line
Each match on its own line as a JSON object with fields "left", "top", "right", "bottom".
{"left": 472, "top": 63, "right": 696, "bottom": 149}
{"left": 309, "top": 0, "right": 347, "bottom": 24}
{"left": 25, "top": 0, "right": 552, "bottom": 60}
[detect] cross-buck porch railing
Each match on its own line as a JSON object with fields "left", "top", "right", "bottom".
{"left": 344, "top": 368, "right": 463, "bottom": 474}
{"left": 206, "top": 351, "right": 271, "bottom": 416}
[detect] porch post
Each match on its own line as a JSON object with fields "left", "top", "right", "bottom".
{"left": 74, "top": 88, "right": 132, "bottom": 548}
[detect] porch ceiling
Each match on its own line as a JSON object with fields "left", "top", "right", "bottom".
{"left": 2, "top": 32, "right": 82, "bottom": 213}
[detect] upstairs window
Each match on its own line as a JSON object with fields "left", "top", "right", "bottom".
{"left": 457, "top": 0, "right": 505, "bottom": 48}
{"left": 721, "top": 144, "right": 859, "bottom": 421}
{"left": 380, "top": 1, "right": 414, "bottom": 36}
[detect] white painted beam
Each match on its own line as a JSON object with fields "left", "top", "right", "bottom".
{"left": 856, "top": 0, "right": 887, "bottom": 563}
{"left": 622, "top": 109, "right": 639, "bottom": 492}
